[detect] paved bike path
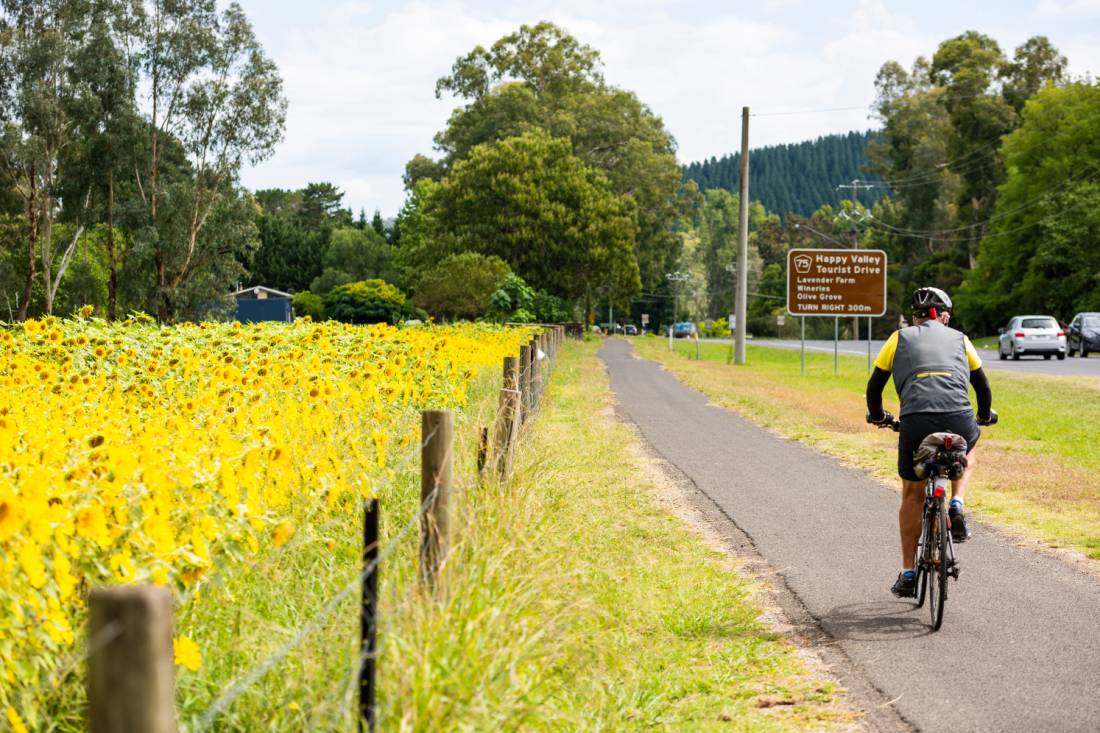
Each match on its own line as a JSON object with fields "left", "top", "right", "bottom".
{"left": 600, "top": 340, "right": 1100, "bottom": 732}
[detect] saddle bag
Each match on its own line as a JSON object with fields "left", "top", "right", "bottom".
{"left": 913, "top": 432, "right": 968, "bottom": 480}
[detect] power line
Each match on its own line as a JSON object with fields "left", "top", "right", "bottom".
{"left": 861, "top": 163, "right": 1098, "bottom": 238}
{"left": 751, "top": 104, "right": 869, "bottom": 117}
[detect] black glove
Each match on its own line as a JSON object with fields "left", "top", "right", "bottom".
{"left": 977, "top": 409, "right": 998, "bottom": 426}
{"left": 867, "top": 409, "right": 894, "bottom": 425}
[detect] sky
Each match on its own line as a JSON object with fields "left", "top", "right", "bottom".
{"left": 230, "top": 0, "right": 1100, "bottom": 217}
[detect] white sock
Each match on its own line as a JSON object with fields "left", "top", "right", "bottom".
{"left": 950, "top": 497, "right": 964, "bottom": 509}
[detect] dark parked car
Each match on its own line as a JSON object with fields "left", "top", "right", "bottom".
{"left": 624, "top": 324, "right": 639, "bottom": 336}
{"left": 1067, "top": 312, "right": 1100, "bottom": 357}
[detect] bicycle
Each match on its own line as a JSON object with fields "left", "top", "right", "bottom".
{"left": 872, "top": 411, "right": 996, "bottom": 630}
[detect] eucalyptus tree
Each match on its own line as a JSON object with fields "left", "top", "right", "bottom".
{"left": 135, "top": 0, "right": 286, "bottom": 319}
{"left": 68, "top": 0, "right": 144, "bottom": 319}
{"left": 0, "top": 0, "right": 92, "bottom": 317}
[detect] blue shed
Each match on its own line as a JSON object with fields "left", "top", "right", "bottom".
{"left": 235, "top": 286, "right": 292, "bottom": 323}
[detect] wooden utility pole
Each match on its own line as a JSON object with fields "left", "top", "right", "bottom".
{"left": 88, "top": 586, "right": 177, "bottom": 733}
{"left": 420, "top": 410, "right": 453, "bottom": 587}
{"left": 735, "top": 106, "right": 750, "bottom": 365}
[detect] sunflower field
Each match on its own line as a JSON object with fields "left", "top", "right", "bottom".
{"left": 0, "top": 313, "right": 532, "bottom": 730}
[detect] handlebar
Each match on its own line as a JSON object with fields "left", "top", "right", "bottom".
{"left": 867, "top": 412, "right": 900, "bottom": 432}
{"left": 867, "top": 409, "right": 999, "bottom": 432}
{"left": 977, "top": 409, "right": 998, "bottom": 426}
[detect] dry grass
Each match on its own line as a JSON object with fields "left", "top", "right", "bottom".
{"left": 378, "top": 341, "right": 861, "bottom": 730}
{"left": 633, "top": 337, "right": 1100, "bottom": 563}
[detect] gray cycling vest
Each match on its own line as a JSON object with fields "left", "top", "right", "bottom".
{"left": 891, "top": 321, "right": 972, "bottom": 417}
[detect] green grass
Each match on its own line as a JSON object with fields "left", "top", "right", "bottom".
{"left": 969, "top": 335, "right": 1000, "bottom": 350}
{"left": 110, "top": 341, "right": 856, "bottom": 731}
{"left": 377, "top": 341, "right": 855, "bottom": 730}
{"left": 633, "top": 337, "right": 1100, "bottom": 562}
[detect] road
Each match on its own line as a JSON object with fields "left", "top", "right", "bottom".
{"left": 703, "top": 338, "right": 1100, "bottom": 377}
{"left": 600, "top": 339, "right": 1100, "bottom": 732}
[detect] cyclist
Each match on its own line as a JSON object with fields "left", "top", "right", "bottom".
{"left": 865, "top": 287, "right": 996, "bottom": 598}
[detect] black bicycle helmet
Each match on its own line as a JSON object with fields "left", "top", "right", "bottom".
{"left": 912, "top": 286, "right": 952, "bottom": 318}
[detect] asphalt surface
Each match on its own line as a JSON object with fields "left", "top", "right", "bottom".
{"left": 600, "top": 339, "right": 1100, "bottom": 732}
{"left": 708, "top": 338, "right": 1100, "bottom": 377}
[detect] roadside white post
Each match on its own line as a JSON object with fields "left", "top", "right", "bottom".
{"left": 801, "top": 317, "right": 806, "bottom": 377}
{"left": 867, "top": 316, "right": 872, "bottom": 373}
{"left": 834, "top": 316, "right": 839, "bottom": 375}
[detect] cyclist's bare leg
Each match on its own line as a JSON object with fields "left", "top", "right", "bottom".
{"left": 950, "top": 447, "right": 977, "bottom": 502}
{"left": 900, "top": 479, "right": 925, "bottom": 569}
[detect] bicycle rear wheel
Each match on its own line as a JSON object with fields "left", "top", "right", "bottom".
{"left": 928, "top": 500, "right": 948, "bottom": 630}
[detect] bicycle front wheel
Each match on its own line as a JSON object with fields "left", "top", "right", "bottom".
{"left": 928, "top": 500, "right": 948, "bottom": 630}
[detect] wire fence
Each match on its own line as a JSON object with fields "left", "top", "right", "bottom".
{"left": 82, "top": 326, "right": 569, "bottom": 732}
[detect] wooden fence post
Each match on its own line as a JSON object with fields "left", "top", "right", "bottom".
{"left": 476, "top": 425, "right": 489, "bottom": 475}
{"left": 493, "top": 356, "right": 521, "bottom": 478}
{"left": 420, "top": 410, "right": 453, "bottom": 587}
{"left": 88, "top": 586, "right": 176, "bottom": 733}
{"left": 359, "top": 498, "right": 380, "bottom": 733}
{"left": 519, "top": 344, "right": 532, "bottom": 422}
{"left": 531, "top": 337, "right": 543, "bottom": 409}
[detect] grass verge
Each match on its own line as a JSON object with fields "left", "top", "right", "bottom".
{"left": 632, "top": 336, "right": 1100, "bottom": 562}
{"left": 379, "top": 340, "right": 856, "bottom": 730}
{"left": 168, "top": 341, "right": 855, "bottom": 730}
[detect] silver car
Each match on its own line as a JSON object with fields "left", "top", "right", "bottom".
{"left": 998, "top": 315, "right": 1066, "bottom": 361}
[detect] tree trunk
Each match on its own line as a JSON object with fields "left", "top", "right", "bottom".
{"left": 18, "top": 166, "right": 37, "bottom": 321}
{"left": 156, "top": 254, "right": 169, "bottom": 322}
{"left": 42, "top": 210, "right": 54, "bottom": 316}
{"left": 106, "top": 168, "right": 117, "bottom": 320}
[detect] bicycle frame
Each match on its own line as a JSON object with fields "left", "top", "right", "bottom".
{"left": 919, "top": 475, "right": 958, "bottom": 575}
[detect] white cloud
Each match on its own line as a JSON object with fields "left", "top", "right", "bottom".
{"left": 1036, "top": 0, "right": 1100, "bottom": 16}
{"left": 240, "top": 1, "right": 514, "bottom": 214}
{"left": 235, "top": 1, "right": 1092, "bottom": 216}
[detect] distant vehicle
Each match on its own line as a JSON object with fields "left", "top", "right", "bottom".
{"left": 624, "top": 324, "right": 639, "bottom": 336}
{"left": 998, "top": 315, "right": 1066, "bottom": 361}
{"left": 671, "top": 322, "right": 696, "bottom": 339}
{"left": 1066, "top": 312, "right": 1100, "bottom": 357}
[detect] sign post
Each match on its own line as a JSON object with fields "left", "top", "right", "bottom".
{"left": 786, "top": 248, "right": 887, "bottom": 376}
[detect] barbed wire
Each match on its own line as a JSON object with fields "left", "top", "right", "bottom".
{"left": 194, "top": 424, "right": 445, "bottom": 729}
{"left": 193, "top": 339, "right": 555, "bottom": 728}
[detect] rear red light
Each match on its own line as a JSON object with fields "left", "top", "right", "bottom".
{"left": 933, "top": 486, "right": 945, "bottom": 498}
{"left": 1058, "top": 331, "right": 1065, "bottom": 337}
{"left": 1014, "top": 331, "right": 1025, "bottom": 337}
{"left": 944, "top": 436, "right": 953, "bottom": 450}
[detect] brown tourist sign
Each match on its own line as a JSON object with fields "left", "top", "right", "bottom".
{"left": 786, "top": 248, "right": 887, "bottom": 317}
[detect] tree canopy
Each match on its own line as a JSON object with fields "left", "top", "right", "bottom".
{"left": 958, "top": 82, "right": 1100, "bottom": 330}
{"left": 429, "top": 130, "right": 639, "bottom": 302}
{"left": 409, "top": 21, "right": 683, "bottom": 305}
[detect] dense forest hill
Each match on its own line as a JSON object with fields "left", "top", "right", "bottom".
{"left": 682, "top": 130, "right": 884, "bottom": 217}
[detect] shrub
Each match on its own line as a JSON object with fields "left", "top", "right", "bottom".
{"left": 292, "top": 291, "right": 325, "bottom": 320}
{"left": 413, "top": 253, "right": 511, "bottom": 320}
{"left": 323, "top": 279, "right": 422, "bottom": 324}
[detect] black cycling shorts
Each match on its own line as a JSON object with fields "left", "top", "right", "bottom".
{"left": 897, "top": 410, "right": 980, "bottom": 481}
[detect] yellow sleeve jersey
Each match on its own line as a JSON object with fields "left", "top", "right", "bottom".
{"left": 874, "top": 330, "right": 982, "bottom": 373}
{"left": 874, "top": 322, "right": 982, "bottom": 416}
